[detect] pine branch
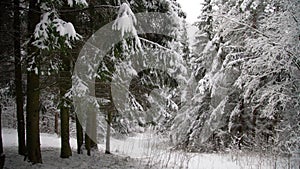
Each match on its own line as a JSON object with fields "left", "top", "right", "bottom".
{"left": 213, "top": 14, "right": 270, "bottom": 38}
{"left": 60, "top": 5, "right": 120, "bottom": 13}
{"left": 0, "top": 2, "right": 119, "bottom": 14}
{"left": 139, "top": 37, "right": 172, "bottom": 51}
{"left": 286, "top": 50, "right": 300, "bottom": 71}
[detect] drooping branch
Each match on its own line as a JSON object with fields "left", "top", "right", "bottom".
{"left": 0, "top": 2, "right": 119, "bottom": 14}
{"left": 212, "top": 14, "right": 270, "bottom": 38}
{"left": 60, "top": 5, "right": 120, "bottom": 13}
{"left": 286, "top": 49, "right": 300, "bottom": 71}
{"left": 139, "top": 37, "right": 172, "bottom": 51}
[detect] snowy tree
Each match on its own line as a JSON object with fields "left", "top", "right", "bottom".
{"left": 21, "top": 0, "right": 88, "bottom": 161}
{"left": 169, "top": 0, "right": 300, "bottom": 154}
{"left": 13, "top": 0, "right": 26, "bottom": 156}
{"left": 211, "top": 0, "right": 300, "bottom": 153}
{"left": 71, "top": 0, "right": 187, "bottom": 156}
{"left": 109, "top": 0, "right": 188, "bottom": 138}
{"left": 26, "top": 0, "right": 43, "bottom": 163}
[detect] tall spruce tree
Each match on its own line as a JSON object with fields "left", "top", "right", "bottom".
{"left": 26, "top": 0, "right": 42, "bottom": 163}
{"left": 0, "top": 105, "right": 5, "bottom": 169}
{"left": 169, "top": 0, "right": 300, "bottom": 154}
{"left": 28, "top": 0, "right": 88, "bottom": 158}
{"left": 14, "top": 0, "right": 26, "bottom": 156}
{"left": 72, "top": 0, "right": 186, "bottom": 156}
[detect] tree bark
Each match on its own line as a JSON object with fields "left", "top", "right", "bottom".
{"left": 26, "top": 60, "right": 42, "bottom": 164}
{"left": 14, "top": 0, "right": 26, "bottom": 156}
{"left": 59, "top": 55, "right": 72, "bottom": 158}
{"left": 105, "top": 107, "right": 112, "bottom": 154}
{"left": 85, "top": 110, "right": 97, "bottom": 156}
{"left": 26, "top": 0, "right": 42, "bottom": 164}
{"left": 0, "top": 105, "right": 5, "bottom": 169}
{"left": 85, "top": 133, "right": 91, "bottom": 156}
{"left": 90, "top": 113, "right": 98, "bottom": 150}
{"left": 75, "top": 115, "right": 83, "bottom": 154}
{"left": 54, "top": 111, "right": 59, "bottom": 135}
{"left": 105, "top": 121, "right": 111, "bottom": 154}
{"left": 84, "top": 81, "right": 98, "bottom": 155}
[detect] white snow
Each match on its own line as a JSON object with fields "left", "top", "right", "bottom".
{"left": 112, "top": 3, "right": 142, "bottom": 51}
{"left": 105, "top": 129, "right": 297, "bottom": 169}
{"left": 67, "top": 0, "right": 74, "bottom": 7}
{"left": 240, "top": 0, "right": 252, "bottom": 12}
{"left": 2, "top": 128, "right": 152, "bottom": 169}
{"left": 186, "top": 24, "right": 198, "bottom": 46}
{"left": 33, "top": 11, "right": 80, "bottom": 49}
{"left": 2, "top": 128, "right": 298, "bottom": 169}
{"left": 112, "top": 3, "right": 137, "bottom": 38}
{"left": 54, "top": 20, "right": 77, "bottom": 40}
{"left": 68, "top": 0, "right": 88, "bottom": 7}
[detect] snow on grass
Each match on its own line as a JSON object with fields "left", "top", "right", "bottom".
{"left": 2, "top": 128, "right": 77, "bottom": 149}
{"left": 106, "top": 128, "right": 299, "bottom": 169}
{"left": 4, "top": 146, "right": 150, "bottom": 169}
{"left": 2, "top": 128, "right": 299, "bottom": 169}
{"left": 2, "top": 128, "right": 154, "bottom": 169}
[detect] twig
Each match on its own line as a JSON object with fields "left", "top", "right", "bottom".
{"left": 212, "top": 14, "right": 270, "bottom": 38}
{"left": 59, "top": 5, "right": 120, "bottom": 13}
{"left": 286, "top": 50, "right": 300, "bottom": 71}
{"left": 0, "top": 2, "right": 119, "bottom": 14}
{"left": 139, "top": 37, "right": 172, "bottom": 51}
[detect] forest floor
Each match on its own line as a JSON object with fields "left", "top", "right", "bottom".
{"left": 2, "top": 129, "right": 156, "bottom": 169}
{"left": 2, "top": 128, "right": 299, "bottom": 169}
{"left": 106, "top": 129, "right": 298, "bottom": 169}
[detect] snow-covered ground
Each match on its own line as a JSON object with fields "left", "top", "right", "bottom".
{"left": 2, "top": 128, "right": 299, "bottom": 169}
{"left": 2, "top": 129, "right": 154, "bottom": 169}
{"left": 106, "top": 130, "right": 299, "bottom": 169}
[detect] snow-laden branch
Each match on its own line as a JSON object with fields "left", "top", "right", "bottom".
{"left": 212, "top": 14, "right": 270, "bottom": 38}
{"left": 67, "top": 0, "right": 88, "bottom": 7}
{"left": 139, "top": 37, "right": 172, "bottom": 51}
{"left": 112, "top": 3, "right": 137, "bottom": 38}
{"left": 33, "top": 11, "right": 81, "bottom": 50}
{"left": 286, "top": 49, "right": 300, "bottom": 71}
{"left": 60, "top": 5, "right": 120, "bottom": 13}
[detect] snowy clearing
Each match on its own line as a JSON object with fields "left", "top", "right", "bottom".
{"left": 107, "top": 129, "right": 299, "bottom": 169}
{"left": 2, "top": 129, "right": 153, "bottom": 169}
{"left": 3, "top": 128, "right": 299, "bottom": 169}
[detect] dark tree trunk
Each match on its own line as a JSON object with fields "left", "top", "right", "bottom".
{"left": 84, "top": 83, "right": 98, "bottom": 155}
{"left": 252, "top": 106, "right": 259, "bottom": 139}
{"left": 0, "top": 105, "right": 5, "bottom": 169}
{"left": 75, "top": 115, "right": 83, "bottom": 154}
{"left": 14, "top": 0, "right": 26, "bottom": 156}
{"left": 85, "top": 133, "right": 91, "bottom": 156}
{"left": 90, "top": 114, "right": 98, "bottom": 150}
{"left": 59, "top": 55, "right": 72, "bottom": 158}
{"left": 59, "top": 105, "right": 72, "bottom": 158}
{"left": 26, "top": 62, "right": 42, "bottom": 164}
{"left": 54, "top": 111, "right": 59, "bottom": 135}
{"left": 85, "top": 109, "right": 98, "bottom": 155}
{"left": 26, "top": 0, "right": 42, "bottom": 164}
{"left": 58, "top": 3, "right": 83, "bottom": 158}
{"left": 238, "top": 98, "right": 245, "bottom": 150}
{"left": 105, "top": 107, "right": 113, "bottom": 154}
{"left": 84, "top": 109, "right": 97, "bottom": 156}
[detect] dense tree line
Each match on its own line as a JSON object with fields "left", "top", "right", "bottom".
{"left": 0, "top": 0, "right": 299, "bottom": 168}
{"left": 169, "top": 0, "right": 299, "bottom": 154}
{"left": 0, "top": 0, "right": 186, "bottom": 166}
